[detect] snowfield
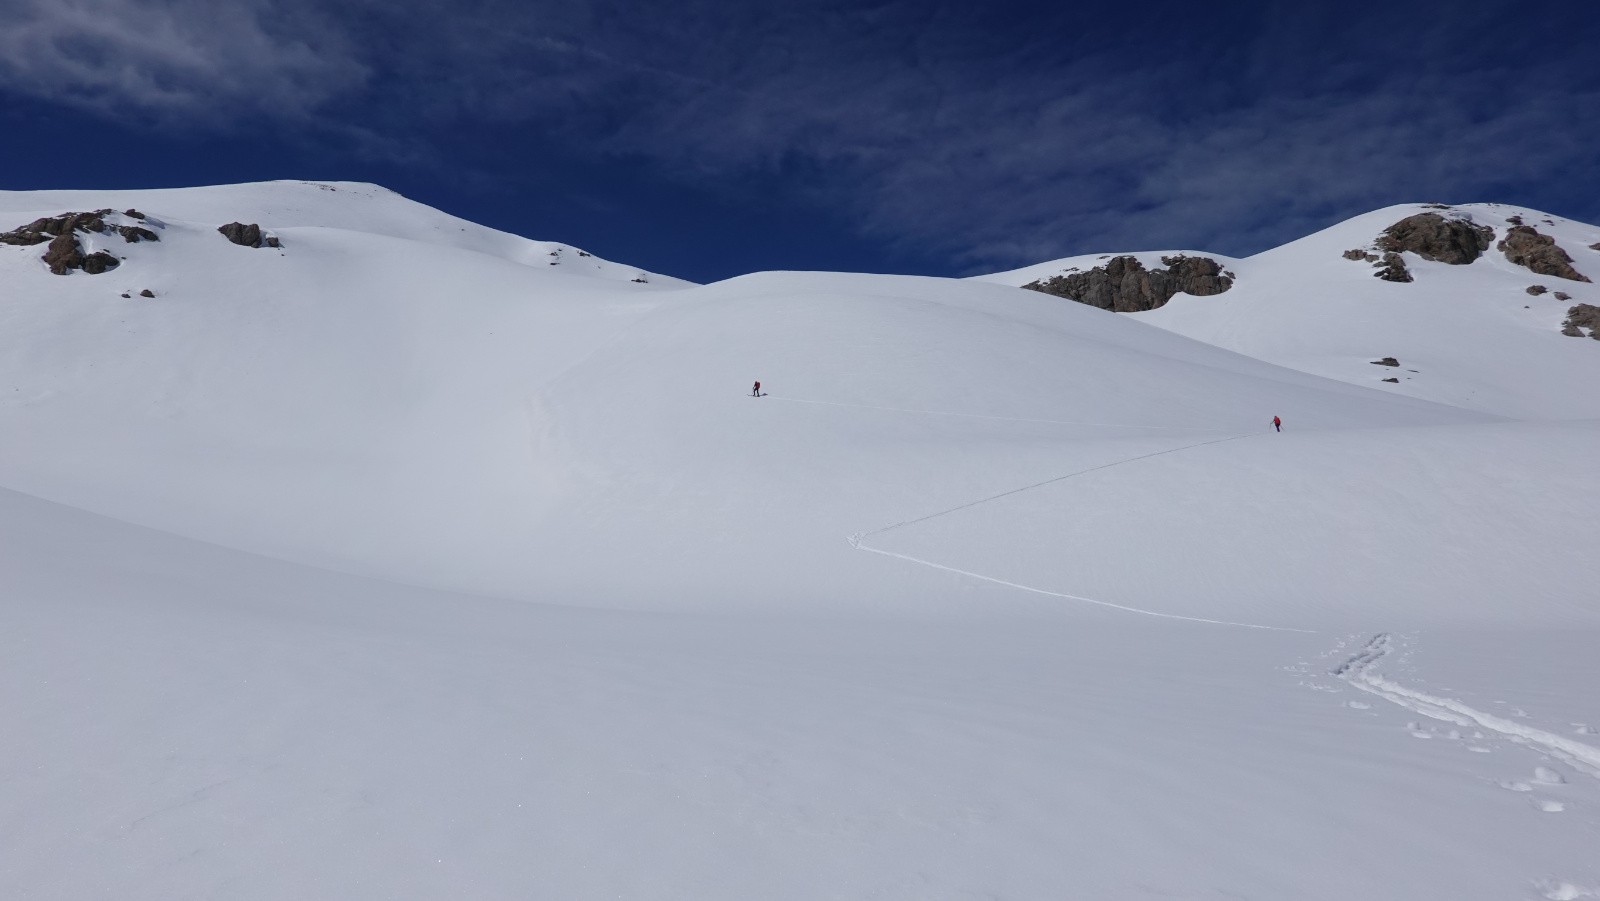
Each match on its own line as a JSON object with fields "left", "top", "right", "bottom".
{"left": 2, "top": 182, "right": 1597, "bottom": 899}
{"left": 981, "top": 203, "right": 1600, "bottom": 419}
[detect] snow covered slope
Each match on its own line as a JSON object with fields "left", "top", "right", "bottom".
{"left": 0, "top": 180, "right": 684, "bottom": 283}
{"left": 8, "top": 484, "right": 1599, "bottom": 900}
{"left": 0, "top": 181, "right": 688, "bottom": 589}
{"left": 4, "top": 182, "right": 1599, "bottom": 899}
{"left": 979, "top": 203, "right": 1600, "bottom": 419}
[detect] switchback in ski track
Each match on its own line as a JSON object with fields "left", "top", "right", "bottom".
{"left": 776, "top": 402, "right": 1317, "bottom": 632}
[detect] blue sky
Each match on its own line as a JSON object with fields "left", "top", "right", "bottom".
{"left": 1, "top": 0, "right": 1596, "bottom": 283}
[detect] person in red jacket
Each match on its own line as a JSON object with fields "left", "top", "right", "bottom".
{"left": 1273, "top": 415, "right": 1282, "bottom": 432}
{"left": 752, "top": 380, "right": 762, "bottom": 397}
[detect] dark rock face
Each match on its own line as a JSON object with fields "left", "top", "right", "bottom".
{"left": 1527, "top": 285, "right": 1549, "bottom": 296}
{"left": 40, "top": 231, "right": 120, "bottom": 275}
{"left": 1499, "top": 226, "right": 1590, "bottom": 282}
{"left": 80, "top": 252, "right": 120, "bottom": 274}
{"left": 42, "top": 233, "right": 84, "bottom": 274}
{"left": 1022, "top": 254, "right": 1233, "bottom": 312}
{"left": 1591, "top": 242, "right": 1600, "bottom": 252}
{"left": 124, "top": 209, "right": 146, "bottom": 219}
{"left": 1563, "top": 304, "right": 1600, "bottom": 339}
{"left": 1555, "top": 291, "right": 1571, "bottom": 301}
{"left": 1507, "top": 215, "right": 1524, "bottom": 225}
{"left": 1371, "top": 357, "right": 1400, "bottom": 367}
{"left": 1382, "top": 377, "right": 1400, "bottom": 383}
{"left": 0, "top": 229, "right": 51, "bottom": 246}
{"left": 1376, "top": 213, "right": 1493, "bottom": 264}
{"left": 1343, "top": 248, "right": 1366, "bottom": 260}
{"left": 139, "top": 289, "right": 156, "bottom": 298}
{"left": 219, "top": 222, "right": 270, "bottom": 247}
{"left": 1374, "top": 253, "right": 1412, "bottom": 282}
{"left": 4, "top": 210, "right": 154, "bottom": 271}
{"left": 117, "top": 225, "right": 159, "bottom": 243}
{"left": 3, "top": 211, "right": 108, "bottom": 245}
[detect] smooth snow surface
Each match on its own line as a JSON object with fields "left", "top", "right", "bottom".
{"left": 3, "top": 183, "right": 1598, "bottom": 899}
{"left": 980, "top": 203, "right": 1600, "bottom": 419}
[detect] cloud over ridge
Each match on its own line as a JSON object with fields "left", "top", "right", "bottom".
{"left": 3, "top": 0, "right": 1597, "bottom": 276}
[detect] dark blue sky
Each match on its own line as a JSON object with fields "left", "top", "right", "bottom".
{"left": 2, "top": 0, "right": 1596, "bottom": 283}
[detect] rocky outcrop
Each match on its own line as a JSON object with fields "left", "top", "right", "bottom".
{"left": 1376, "top": 213, "right": 1493, "bottom": 264}
{"left": 3, "top": 210, "right": 156, "bottom": 273}
{"left": 41, "top": 233, "right": 84, "bottom": 273}
{"left": 1371, "top": 357, "right": 1400, "bottom": 367}
{"left": 2, "top": 210, "right": 109, "bottom": 245}
{"left": 0, "top": 228, "right": 50, "bottom": 246}
{"left": 139, "top": 289, "right": 155, "bottom": 298}
{"left": 1382, "top": 377, "right": 1399, "bottom": 383}
{"left": 1374, "top": 253, "right": 1412, "bottom": 282}
{"left": 1555, "top": 291, "right": 1571, "bottom": 301}
{"left": 40, "top": 231, "right": 119, "bottom": 275}
{"left": 1499, "top": 226, "right": 1590, "bottom": 282}
{"left": 218, "top": 222, "right": 279, "bottom": 248}
{"left": 79, "top": 250, "right": 120, "bottom": 274}
{"left": 1563, "top": 304, "right": 1600, "bottom": 339}
{"left": 1527, "top": 285, "right": 1548, "bottom": 296}
{"left": 1022, "top": 254, "right": 1233, "bottom": 312}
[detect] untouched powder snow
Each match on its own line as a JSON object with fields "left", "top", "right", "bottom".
{"left": 3, "top": 183, "right": 1598, "bottom": 899}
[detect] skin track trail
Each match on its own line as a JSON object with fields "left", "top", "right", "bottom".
{"left": 841, "top": 426, "right": 1313, "bottom": 632}
{"left": 1334, "top": 633, "right": 1600, "bottom": 778}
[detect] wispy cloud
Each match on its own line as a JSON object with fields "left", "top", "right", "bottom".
{"left": 4, "top": 0, "right": 1596, "bottom": 273}
{"left": 0, "top": 0, "right": 366, "bottom": 123}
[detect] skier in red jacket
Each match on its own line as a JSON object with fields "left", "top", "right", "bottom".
{"left": 752, "top": 380, "right": 761, "bottom": 397}
{"left": 1273, "top": 415, "right": 1282, "bottom": 432}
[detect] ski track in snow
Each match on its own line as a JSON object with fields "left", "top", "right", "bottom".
{"left": 854, "top": 432, "right": 1253, "bottom": 540}
{"left": 838, "top": 427, "right": 1314, "bottom": 632}
{"left": 1334, "top": 633, "right": 1600, "bottom": 779}
{"left": 849, "top": 540, "right": 1313, "bottom": 630}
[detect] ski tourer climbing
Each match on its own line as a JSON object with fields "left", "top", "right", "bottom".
{"left": 1273, "top": 415, "right": 1281, "bottom": 432}
{"left": 752, "top": 380, "right": 761, "bottom": 397}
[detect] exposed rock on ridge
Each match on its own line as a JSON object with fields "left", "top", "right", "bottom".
{"left": 218, "top": 222, "right": 280, "bottom": 248}
{"left": 1, "top": 210, "right": 164, "bottom": 274}
{"left": 1499, "top": 226, "right": 1590, "bottom": 282}
{"left": 1374, "top": 253, "right": 1412, "bottom": 282}
{"left": 1563, "top": 304, "right": 1600, "bottom": 339}
{"left": 1022, "top": 255, "right": 1232, "bottom": 312}
{"left": 1376, "top": 213, "right": 1493, "bottom": 264}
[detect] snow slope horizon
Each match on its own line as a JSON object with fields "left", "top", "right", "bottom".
{"left": 2, "top": 182, "right": 1594, "bottom": 628}
{"left": 0, "top": 179, "right": 690, "bottom": 286}
{"left": 5, "top": 180, "right": 1600, "bottom": 899}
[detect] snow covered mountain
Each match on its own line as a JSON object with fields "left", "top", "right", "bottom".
{"left": 979, "top": 202, "right": 1600, "bottom": 419}
{"left": 4, "top": 182, "right": 1598, "bottom": 900}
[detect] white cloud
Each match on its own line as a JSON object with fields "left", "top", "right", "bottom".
{"left": 0, "top": 0, "right": 367, "bottom": 122}
{"left": 3, "top": 0, "right": 1593, "bottom": 274}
